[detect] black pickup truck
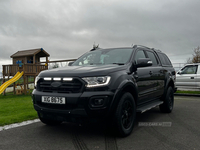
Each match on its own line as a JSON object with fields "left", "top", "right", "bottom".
{"left": 32, "top": 45, "right": 176, "bottom": 137}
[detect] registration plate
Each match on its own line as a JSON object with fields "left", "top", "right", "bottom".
{"left": 42, "top": 96, "right": 66, "bottom": 104}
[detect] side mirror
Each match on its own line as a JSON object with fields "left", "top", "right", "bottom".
{"left": 136, "top": 58, "right": 152, "bottom": 68}
{"left": 177, "top": 71, "right": 181, "bottom": 75}
{"left": 68, "top": 61, "right": 74, "bottom": 66}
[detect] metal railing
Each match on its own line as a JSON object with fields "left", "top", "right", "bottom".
{"left": 172, "top": 63, "right": 186, "bottom": 71}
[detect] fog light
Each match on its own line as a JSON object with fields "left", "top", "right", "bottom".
{"left": 89, "top": 96, "right": 108, "bottom": 108}
{"left": 94, "top": 99, "right": 104, "bottom": 105}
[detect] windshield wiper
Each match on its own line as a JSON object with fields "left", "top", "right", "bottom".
{"left": 112, "top": 63, "right": 125, "bottom": 65}
{"left": 89, "top": 63, "right": 102, "bottom": 65}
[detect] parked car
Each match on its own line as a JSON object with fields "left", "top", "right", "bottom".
{"left": 32, "top": 45, "right": 176, "bottom": 137}
{"left": 176, "top": 63, "right": 200, "bottom": 90}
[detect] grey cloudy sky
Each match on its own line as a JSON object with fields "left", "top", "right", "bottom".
{"left": 0, "top": 0, "right": 200, "bottom": 72}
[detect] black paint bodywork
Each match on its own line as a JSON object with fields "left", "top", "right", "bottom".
{"left": 32, "top": 46, "right": 175, "bottom": 123}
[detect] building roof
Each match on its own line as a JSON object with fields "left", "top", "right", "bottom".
{"left": 10, "top": 48, "right": 50, "bottom": 58}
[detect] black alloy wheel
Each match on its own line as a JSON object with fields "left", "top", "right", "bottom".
{"left": 114, "top": 92, "right": 136, "bottom": 137}
{"left": 160, "top": 86, "right": 174, "bottom": 113}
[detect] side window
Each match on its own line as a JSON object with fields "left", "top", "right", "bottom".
{"left": 163, "top": 54, "right": 172, "bottom": 66}
{"left": 146, "top": 51, "right": 158, "bottom": 65}
{"left": 134, "top": 50, "right": 146, "bottom": 64}
{"left": 181, "top": 66, "right": 197, "bottom": 74}
{"left": 158, "top": 53, "right": 172, "bottom": 66}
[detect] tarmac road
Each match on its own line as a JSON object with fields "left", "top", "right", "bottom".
{"left": 0, "top": 96, "right": 200, "bottom": 150}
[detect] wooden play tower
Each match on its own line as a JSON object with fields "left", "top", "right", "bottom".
{"left": 2, "top": 48, "right": 50, "bottom": 95}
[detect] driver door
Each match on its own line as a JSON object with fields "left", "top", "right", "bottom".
{"left": 176, "top": 65, "right": 198, "bottom": 88}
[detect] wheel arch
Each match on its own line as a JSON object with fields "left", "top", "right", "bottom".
{"left": 162, "top": 78, "right": 175, "bottom": 99}
{"left": 108, "top": 80, "right": 138, "bottom": 116}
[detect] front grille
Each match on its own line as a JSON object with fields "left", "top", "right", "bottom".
{"left": 37, "top": 78, "right": 84, "bottom": 93}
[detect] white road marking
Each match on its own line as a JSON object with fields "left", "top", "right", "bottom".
{"left": 0, "top": 119, "right": 40, "bottom": 131}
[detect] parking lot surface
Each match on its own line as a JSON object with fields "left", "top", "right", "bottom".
{"left": 0, "top": 96, "right": 200, "bottom": 150}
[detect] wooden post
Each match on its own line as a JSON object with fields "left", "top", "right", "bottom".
{"left": 46, "top": 56, "right": 48, "bottom": 69}
{"left": 33, "top": 55, "right": 35, "bottom": 64}
{"left": 25, "top": 57, "right": 27, "bottom": 65}
{"left": 24, "top": 75, "right": 26, "bottom": 95}
{"left": 22, "top": 64, "right": 24, "bottom": 74}
{"left": 3, "top": 75, "right": 5, "bottom": 95}
{"left": 27, "top": 75, "right": 29, "bottom": 94}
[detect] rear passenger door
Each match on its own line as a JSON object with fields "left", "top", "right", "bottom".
{"left": 145, "top": 50, "right": 165, "bottom": 98}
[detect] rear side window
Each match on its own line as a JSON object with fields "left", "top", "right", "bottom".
{"left": 158, "top": 53, "right": 172, "bottom": 66}
{"left": 146, "top": 51, "right": 158, "bottom": 65}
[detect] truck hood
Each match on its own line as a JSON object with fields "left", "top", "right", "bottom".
{"left": 38, "top": 64, "right": 127, "bottom": 77}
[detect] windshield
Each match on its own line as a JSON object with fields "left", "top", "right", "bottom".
{"left": 72, "top": 48, "right": 133, "bottom": 66}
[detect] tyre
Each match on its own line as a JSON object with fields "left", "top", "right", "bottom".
{"left": 114, "top": 92, "right": 136, "bottom": 137}
{"left": 38, "top": 113, "right": 62, "bottom": 125}
{"left": 159, "top": 86, "right": 174, "bottom": 113}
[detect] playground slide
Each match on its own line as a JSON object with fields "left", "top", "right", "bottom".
{"left": 0, "top": 71, "right": 24, "bottom": 94}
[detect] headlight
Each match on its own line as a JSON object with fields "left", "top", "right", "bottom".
{"left": 34, "top": 76, "right": 40, "bottom": 88}
{"left": 82, "top": 76, "right": 111, "bottom": 88}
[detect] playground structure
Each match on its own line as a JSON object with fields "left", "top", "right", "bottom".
{"left": 0, "top": 48, "right": 50, "bottom": 95}
{"left": 0, "top": 48, "right": 77, "bottom": 95}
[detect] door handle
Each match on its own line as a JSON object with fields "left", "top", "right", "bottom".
{"left": 191, "top": 77, "right": 194, "bottom": 79}
{"left": 149, "top": 71, "right": 153, "bottom": 75}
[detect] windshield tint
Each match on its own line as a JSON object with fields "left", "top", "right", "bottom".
{"left": 72, "top": 48, "right": 133, "bottom": 66}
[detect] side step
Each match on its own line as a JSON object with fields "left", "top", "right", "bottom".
{"left": 137, "top": 101, "right": 163, "bottom": 113}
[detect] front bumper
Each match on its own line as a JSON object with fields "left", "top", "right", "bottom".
{"left": 32, "top": 90, "right": 114, "bottom": 122}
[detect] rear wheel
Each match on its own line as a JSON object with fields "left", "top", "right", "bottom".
{"left": 38, "top": 113, "right": 62, "bottom": 125}
{"left": 160, "top": 86, "right": 174, "bottom": 113}
{"left": 114, "top": 92, "right": 136, "bottom": 137}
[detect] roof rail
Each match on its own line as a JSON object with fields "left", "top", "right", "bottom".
{"left": 151, "top": 48, "right": 162, "bottom": 52}
{"left": 133, "top": 45, "right": 162, "bottom": 52}
{"left": 133, "top": 45, "right": 151, "bottom": 49}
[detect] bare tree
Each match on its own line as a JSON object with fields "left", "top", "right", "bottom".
{"left": 187, "top": 46, "right": 200, "bottom": 63}
{"left": 186, "top": 57, "right": 192, "bottom": 64}
{"left": 192, "top": 46, "right": 200, "bottom": 63}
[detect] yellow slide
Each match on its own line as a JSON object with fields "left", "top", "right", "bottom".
{"left": 0, "top": 71, "right": 24, "bottom": 94}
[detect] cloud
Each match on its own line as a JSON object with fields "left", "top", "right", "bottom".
{"left": 0, "top": 0, "right": 200, "bottom": 71}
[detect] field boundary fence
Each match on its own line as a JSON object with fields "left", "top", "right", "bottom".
{"left": 172, "top": 63, "right": 186, "bottom": 71}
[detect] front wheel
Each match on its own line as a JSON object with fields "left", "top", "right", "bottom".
{"left": 38, "top": 113, "right": 62, "bottom": 125}
{"left": 114, "top": 92, "right": 136, "bottom": 137}
{"left": 160, "top": 86, "right": 174, "bottom": 113}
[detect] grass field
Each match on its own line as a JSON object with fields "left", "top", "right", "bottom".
{"left": 176, "top": 90, "right": 200, "bottom": 94}
{"left": 0, "top": 94, "right": 38, "bottom": 126}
